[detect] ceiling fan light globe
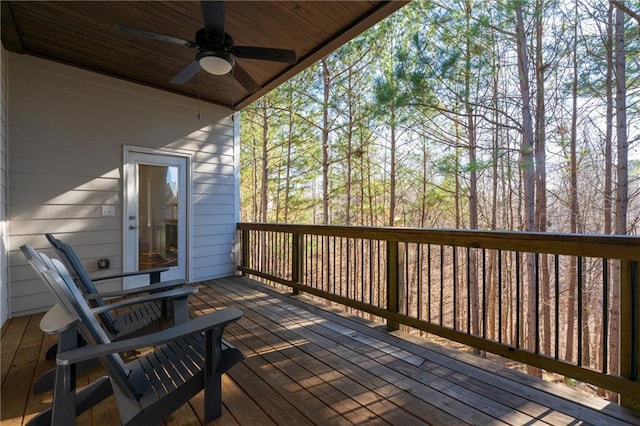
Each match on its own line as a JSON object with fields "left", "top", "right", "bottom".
{"left": 198, "top": 54, "right": 233, "bottom": 75}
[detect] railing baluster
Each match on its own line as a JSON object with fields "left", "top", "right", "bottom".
{"left": 602, "top": 259, "right": 608, "bottom": 373}
{"left": 482, "top": 249, "right": 486, "bottom": 339}
{"left": 361, "top": 238, "right": 366, "bottom": 304}
{"left": 467, "top": 247, "right": 471, "bottom": 334}
{"left": 535, "top": 253, "right": 540, "bottom": 354}
{"left": 516, "top": 252, "right": 521, "bottom": 349}
{"left": 387, "top": 240, "right": 400, "bottom": 331}
{"left": 241, "top": 229, "right": 249, "bottom": 274}
{"left": 440, "top": 245, "right": 444, "bottom": 327}
{"left": 310, "top": 235, "right": 314, "bottom": 288}
{"left": 270, "top": 231, "right": 274, "bottom": 276}
{"left": 427, "top": 245, "right": 431, "bottom": 322}
{"left": 577, "top": 256, "right": 583, "bottom": 366}
{"left": 405, "top": 242, "right": 410, "bottom": 316}
{"left": 369, "top": 240, "right": 374, "bottom": 307}
{"left": 320, "top": 235, "right": 323, "bottom": 290}
{"left": 555, "top": 254, "right": 560, "bottom": 360}
{"left": 498, "top": 250, "right": 503, "bottom": 343}
{"left": 417, "top": 244, "right": 422, "bottom": 320}
{"left": 378, "top": 240, "right": 382, "bottom": 309}
{"left": 338, "top": 236, "right": 342, "bottom": 297}
{"left": 345, "top": 238, "right": 350, "bottom": 299}
{"left": 631, "top": 261, "right": 638, "bottom": 382}
{"left": 453, "top": 246, "right": 458, "bottom": 331}
{"left": 292, "top": 232, "right": 302, "bottom": 295}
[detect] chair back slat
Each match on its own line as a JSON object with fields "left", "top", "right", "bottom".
{"left": 46, "top": 234, "right": 119, "bottom": 334}
{"left": 21, "top": 245, "right": 140, "bottom": 400}
{"left": 20, "top": 245, "right": 78, "bottom": 320}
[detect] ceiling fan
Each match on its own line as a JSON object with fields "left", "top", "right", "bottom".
{"left": 116, "top": 0, "right": 297, "bottom": 94}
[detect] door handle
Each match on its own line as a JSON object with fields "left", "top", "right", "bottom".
{"left": 129, "top": 225, "right": 139, "bottom": 230}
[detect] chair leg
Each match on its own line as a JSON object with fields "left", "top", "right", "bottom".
{"left": 204, "top": 373, "right": 223, "bottom": 423}
{"left": 27, "top": 377, "right": 112, "bottom": 426}
{"left": 26, "top": 408, "right": 53, "bottom": 426}
{"left": 51, "top": 327, "right": 78, "bottom": 426}
{"left": 173, "top": 296, "right": 189, "bottom": 325}
{"left": 45, "top": 333, "right": 86, "bottom": 360}
{"left": 45, "top": 343, "right": 58, "bottom": 360}
{"left": 34, "top": 358, "right": 101, "bottom": 394}
{"left": 204, "top": 329, "right": 224, "bottom": 423}
{"left": 74, "top": 376, "right": 113, "bottom": 416}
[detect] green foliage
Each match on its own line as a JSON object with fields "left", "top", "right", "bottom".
{"left": 239, "top": 0, "right": 639, "bottom": 233}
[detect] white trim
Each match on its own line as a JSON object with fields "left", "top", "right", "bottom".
{"left": 123, "top": 145, "right": 193, "bottom": 283}
{"left": 232, "top": 112, "right": 241, "bottom": 273}
{"left": 1, "top": 46, "right": 10, "bottom": 324}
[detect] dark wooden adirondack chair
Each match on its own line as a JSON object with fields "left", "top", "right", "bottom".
{"left": 22, "top": 245, "right": 243, "bottom": 425}
{"left": 46, "top": 233, "right": 195, "bottom": 333}
{"left": 31, "top": 236, "right": 197, "bottom": 393}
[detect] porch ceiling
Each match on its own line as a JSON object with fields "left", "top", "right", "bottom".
{"left": 1, "top": 1, "right": 407, "bottom": 110}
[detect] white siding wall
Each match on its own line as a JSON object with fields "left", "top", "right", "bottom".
{"left": 8, "top": 54, "right": 238, "bottom": 316}
{"left": 1, "top": 46, "right": 9, "bottom": 326}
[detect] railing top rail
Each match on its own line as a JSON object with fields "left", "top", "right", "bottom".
{"left": 237, "top": 222, "right": 640, "bottom": 260}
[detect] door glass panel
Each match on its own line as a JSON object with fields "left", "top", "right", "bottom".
{"left": 138, "top": 164, "right": 179, "bottom": 269}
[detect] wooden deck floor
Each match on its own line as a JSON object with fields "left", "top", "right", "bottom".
{"left": 2, "top": 276, "right": 640, "bottom": 425}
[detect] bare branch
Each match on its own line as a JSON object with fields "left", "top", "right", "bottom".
{"left": 611, "top": 1, "right": 640, "bottom": 25}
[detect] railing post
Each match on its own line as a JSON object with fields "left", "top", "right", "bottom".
{"left": 620, "top": 260, "right": 639, "bottom": 410}
{"left": 240, "top": 229, "right": 249, "bottom": 275}
{"left": 386, "top": 241, "right": 403, "bottom": 331}
{"left": 291, "top": 233, "right": 303, "bottom": 296}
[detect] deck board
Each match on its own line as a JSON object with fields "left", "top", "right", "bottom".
{"left": 2, "top": 276, "right": 640, "bottom": 425}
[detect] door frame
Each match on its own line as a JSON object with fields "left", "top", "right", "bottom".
{"left": 123, "top": 145, "right": 192, "bottom": 286}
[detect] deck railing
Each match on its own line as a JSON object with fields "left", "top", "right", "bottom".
{"left": 237, "top": 222, "right": 640, "bottom": 409}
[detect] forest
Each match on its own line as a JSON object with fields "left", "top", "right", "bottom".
{"left": 239, "top": 0, "right": 639, "bottom": 236}
{"left": 236, "top": 0, "right": 640, "bottom": 400}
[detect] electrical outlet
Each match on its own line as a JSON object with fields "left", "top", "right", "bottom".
{"left": 101, "top": 205, "right": 115, "bottom": 216}
{"left": 97, "top": 258, "right": 110, "bottom": 269}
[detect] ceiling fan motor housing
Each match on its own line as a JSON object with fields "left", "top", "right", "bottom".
{"left": 195, "top": 28, "right": 234, "bottom": 54}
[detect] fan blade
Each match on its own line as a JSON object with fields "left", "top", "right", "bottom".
{"left": 232, "top": 46, "right": 297, "bottom": 64}
{"left": 233, "top": 63, "right": 260, "bottom": 94}
{"left": 170, "top": 60, "right": 201, "bottom": 84}
{"left": 115, "top": 25, "right": 194, "bottom": 48}
{"left": 201, "top": 0, "right": 225, "bottom": 40}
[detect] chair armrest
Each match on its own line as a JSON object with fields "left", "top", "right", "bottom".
{"left": 84, "top": 279, "right": 190, "bottom": 300}
{"left": 89, "top": 287, "right": 198, "bottom": 315}
{"left": 91, "top": 267, "right": 169, "bottom": 282}
{"left": 57, "top": 308, "right": 243, "bottom": 365}
{"left": 40, "top": 303, "right": 80, "bottom": 335}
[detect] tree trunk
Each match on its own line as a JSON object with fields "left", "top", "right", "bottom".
{"left": 389, "top": 105, "right": 397, "bottom": 227}
{"left": 260, "top": 103, "right": 269, "bottom": 223}
{"left": 614, "top": 3, "right": 628, "bottom": 236}
{"left": 251, "top": 133, "right": 259, "bottom": 222}
{"left": 534, "top": 0, "right": 550, "bottom": 357}
{"left": 598, "top": 4, "right": 614, "bottom": 395}
{"left": 464, "top": 0, "right": 479, "bottom": 338}
{"left": 421, "top": 128, "right": 429, "bottom": 227}
{"left": 284, "top": 98, "right": 294, "bottom": 223}
{"left": 487, "top": 28, "right": 502, "bottom": 340}
{"left": 515, "top": 3, "right": 539, "bottom": 377}
{"left": 321, "top": 58, "right": 331, "bottom": 225}
{"left": 610, "top": 2, "right": 628, "bottom": 402}
{"left": 566, "top": 0, "right": 581, "bottom": 365}
{"left": 345, "top": 67, "right": 354, "bottom": 225}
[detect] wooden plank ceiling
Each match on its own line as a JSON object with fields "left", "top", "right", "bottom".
{"left": 1, "top": 1, "right": 407, "bottom": 110}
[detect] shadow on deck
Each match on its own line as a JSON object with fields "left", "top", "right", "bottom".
{"left": 2, "top": 276, "right": 640, "bottom": 425}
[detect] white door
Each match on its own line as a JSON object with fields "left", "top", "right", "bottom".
{"left": 124, "top": 150, "right": 188, "bottom": 288}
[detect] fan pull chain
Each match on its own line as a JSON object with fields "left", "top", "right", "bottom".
{"left": 197, "top": 71, "right": 201, "bottom": 120}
